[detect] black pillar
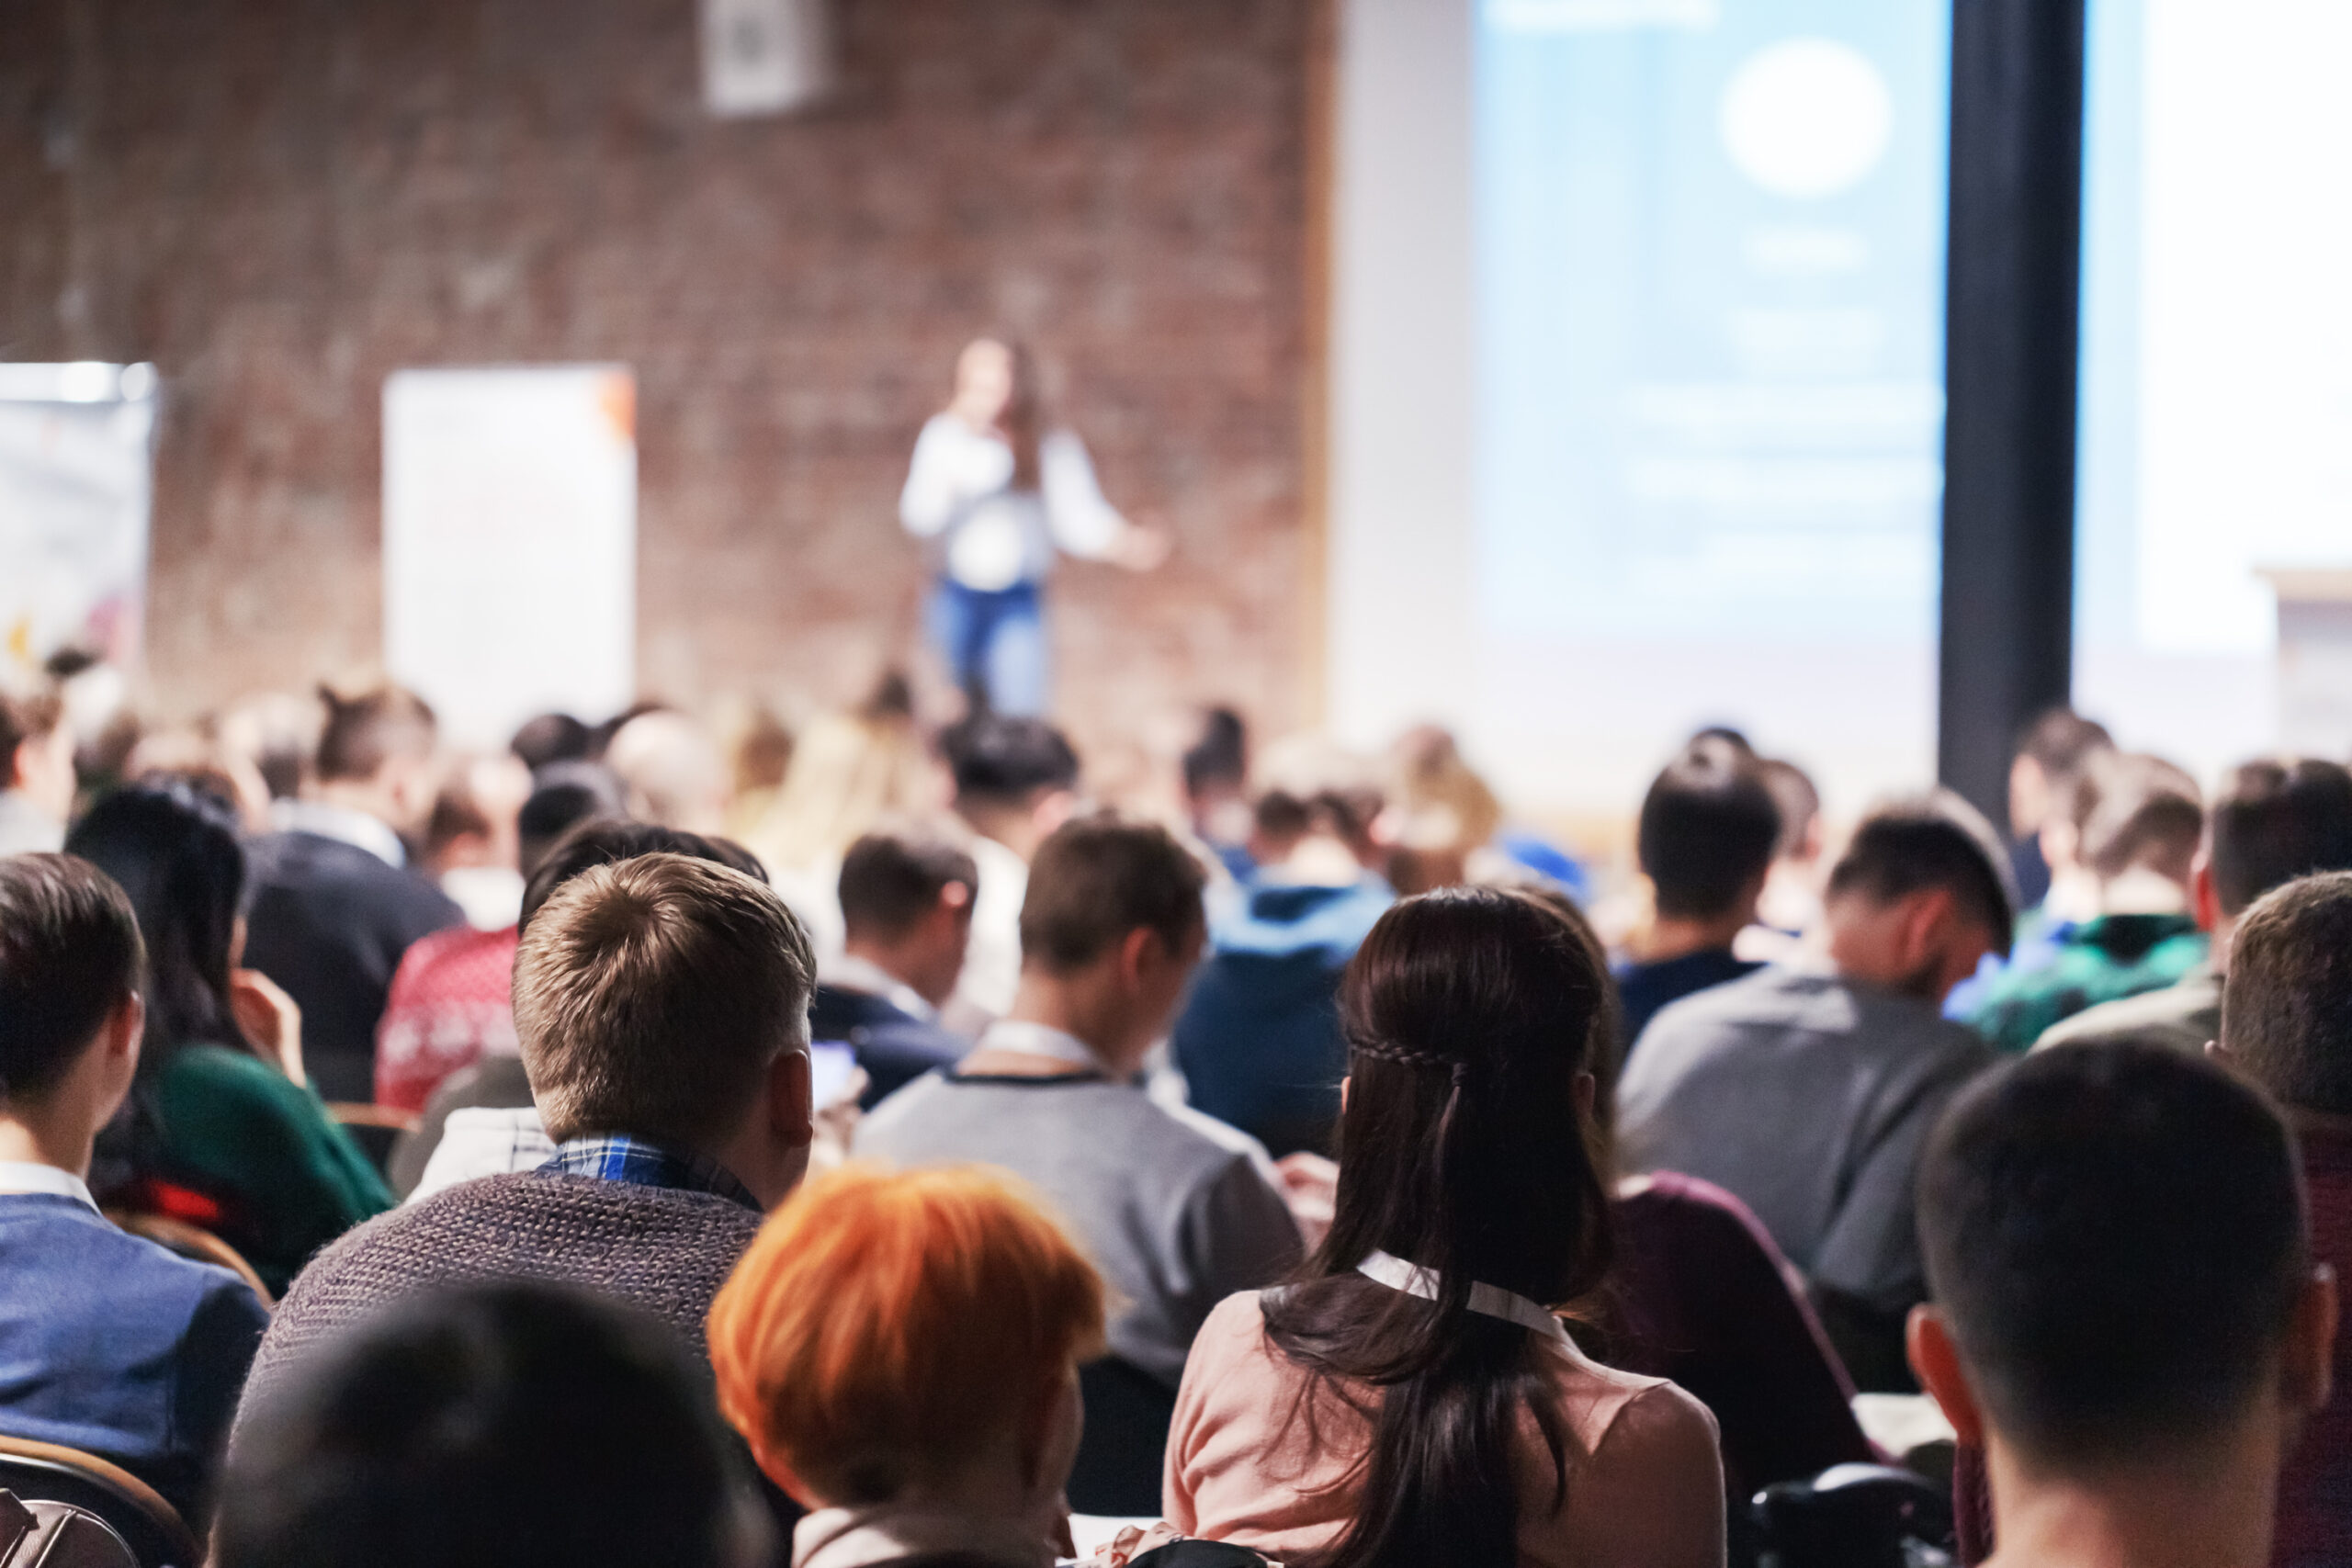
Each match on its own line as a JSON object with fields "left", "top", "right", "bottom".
{"left": 1938, "top": 0, "right": 2088, "bottom": 837}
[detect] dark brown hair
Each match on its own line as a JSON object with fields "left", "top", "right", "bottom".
{"left": 514, "top": 852, "right": 813, "bottom": 1147}
{"left": 1826, "top": 792, "right": 2017, "bottom": 959}
{"left": 837, "top": 827, "right": 978, "bottom": 942}
{"left": 1018, "top": 815, "right": 1204, "bottom": 976}
{"left": 1637, "top": 737, "right": 1781, "bottom": 920}
{"left": 2208, "top": 758, "right": 2352, "bottom": 917}
{"left": 2222, "top": 870, "right": 2352, "bottom": 1116}
{"left": 314, "top": 682, "right": 436, "bottom": 784}
{"left": 1261, "top": 886, "right": 1615, "bottom": 1568}
{"left": 0, "top": 853, "right": 144, "bottom": 1101}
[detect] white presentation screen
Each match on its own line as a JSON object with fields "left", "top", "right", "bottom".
{"left": 382, "top": 367, "right": 638, "bottom": 749}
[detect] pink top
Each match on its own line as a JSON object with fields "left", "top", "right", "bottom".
{"left": 1166, "top": 1292, "right": 1726, "bottom": 1568}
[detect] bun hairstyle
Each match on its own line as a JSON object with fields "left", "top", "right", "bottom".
{"left": 1262, "top": 886, "right": 1614, "bottom": 1568}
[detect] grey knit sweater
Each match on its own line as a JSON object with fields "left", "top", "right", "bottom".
{"left": 232, "top": 1171, "right": 763, "bottom": 1438}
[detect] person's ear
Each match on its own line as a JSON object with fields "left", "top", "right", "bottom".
{"left": 1118, "top": 926, "right": 1159, "bottom": 991}
{"left": 2192, "top": 854, "right": 2221, "bottom": 933}
{"left": 1340, "top": 1075, "right": 1351, "bottom": 1114}
{"left": 1899, "top": 886, "right": 1956, "bottom": 971}
{"left": 1907, "top": 1305, "right": 1988, "bottom": 1448}
{"left": 2283, "top": 1265, "right": 2338, "bottom": 1419}
{"left": 109, "top": 991, "right": 145, "bottom": 1066}
{"left": 769, "top": 1046, "right": 814, "bottom": 1150}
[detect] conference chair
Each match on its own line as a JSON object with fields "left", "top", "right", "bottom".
{"left": 0, "top": 1489, "right": 139, "bottom": 1568}
{"left": 0, "top": 1438, "right": 197, "bottom": 1568}
{"left": 1067, "top": 1357, "right": 1180, "bottom": 1516}
{"left": 1751, "top": 1462, "right": 1956, "bottom": 1568}
{"left": 328, "top": 1102, "right": 421, "bottom": 1179}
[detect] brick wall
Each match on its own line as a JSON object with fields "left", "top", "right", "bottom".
{"left": 0, "top": 0, "right": 1315, "bottom": 768}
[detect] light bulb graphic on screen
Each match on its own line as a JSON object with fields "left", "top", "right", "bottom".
{"left": 1719, "top": 39, "right": 1893, "bottom": 199}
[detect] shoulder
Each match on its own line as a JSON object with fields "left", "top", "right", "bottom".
{"left": 1150, "top": 1100, "right": 1285, "bottom": 1190}
{"left": 1183, "top": 1292, "right": 1280, "bottom": 1387}
{"left": 2032, "top": 972, "right": 2220, "bottom": 1054}
{"left": 158, "top": 1044, "right": 317, "bottom": 1119}
{"left": 1583, "top": 1372, "right": 1723, "bottom": 1480}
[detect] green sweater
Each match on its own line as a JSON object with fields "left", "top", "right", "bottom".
{"left": 150, "top": 1044, "right": 395, "bottom": 1292}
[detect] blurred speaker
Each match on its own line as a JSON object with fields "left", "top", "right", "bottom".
{"left": 700, "top": 0, "right": 834, "bottom": 118}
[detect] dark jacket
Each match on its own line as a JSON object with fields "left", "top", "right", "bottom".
{"left": 807, "top": 986, "right": 967, "bottom": 1109}
{"left": 242, "top": 830, "right": 464, "bottom": 1102}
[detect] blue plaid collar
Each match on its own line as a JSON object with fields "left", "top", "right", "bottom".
{"left": 536, "top": 1134, "right": 761, "bottom": 1213}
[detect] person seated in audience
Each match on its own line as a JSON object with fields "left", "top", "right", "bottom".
{"left": 0, "top": 854, "right": 270, "bottom": 1525}
{"left": 388, "top": 820, "right": 772, "bottom": 1198}
{"left": 0, "top": 675, "right": 75, "bottom": 857}
{"left": 215, "top": 689, "right": 325, "bottom": 807}
{"left": 1380, "top": 725, "right": 1504, "bottom": 896}
{"left": 605, "top": 707, "right": 733, "bottom": 835}
{"left": 1618, "top": 792, "right": 2008, "bottom": 1390}
{"left": 717, "top": 696, "right": 797, "bottom": 840}
{"left": 1964, "top": 752, "right": 2206, "bottom": 1052}
{"left": 939, "top": 711, "right": 1081, "bottom": 1022}
{"left": 417, "top": 750, "right": 534, "bottom": 929}
{"left": 2002, "top": 705, "right": 2114, "bottom": 915}
{"left": 509, "top": 709, "right": 594, "bottom": 773}
{"left": 242, "top": 681, "right": 464, "bottom": 1101}
{"left": 237, "top": 852, "right": 816, "bottom": 1438}
{"left": 1911, "top": 1043, "right": 2335, "bottom": 1568}
{"left": 809, "top": 828, "right": 976, "bottom": 1108}
{"left": 2035, "top": 757, "right": 2352, "bottom": 1055}
{"left": 1615, "top": 737, "right": 1781, "bottom": 1052}
{"left": 1182, "top": 706, "right": 1254, "bottom": 880}
{"left": 1172, "top": 747, "right": 1392, "bottom": 1158}
{"left": 856, "top": 816, "right": 1301, "bottom": 1400}
{"left": 218, "top": 1280, "right": 768, "bottom": 1568}
{"left": 1738, "top": 756, "right": 1826, "bottom": 960}
{"left": 374, "top": 762, "right": 627, "bottom": 1114}
{"left": 67, "top": 781, "right": 392, "bottom": 1292}
{"left": 1168, "top": 886, "right": 1724, "bottom": 1565}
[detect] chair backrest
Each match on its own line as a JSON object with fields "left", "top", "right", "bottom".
{"left": 105, "top": 1212, "right": 272, "bottom": 1309}
{"left": 1068, "top": 1356, "right": 1179, "bottom": 1517}
{"left": 0, "top": 1489, "right": 140, "bottom": 1568}
{"left": 1752, "top": 1462, "right": 1956, "bottom": 1568}
{"left": 327, "top": 1101, "right": 420, "bottom": 1177}
{"left": 0, "top": 1439, "right": 198, "bottom": 1568}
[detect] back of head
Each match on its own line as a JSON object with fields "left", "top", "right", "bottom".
{"left": 215, "top": 1281, "right": 752, "bottom": 1568}
{"left": 1018, "top": 815, "right": 1204, "bottom": 976}
{"left": 837, "top": 827, "right": 978, "bottom": 944}
{"left": 62, "top": 780, "right": 248, "bottom": 1055}
{"left": 942, "top": 713, "right": 1079, "bottom": 809}
{"left": 314, "top": 682, "right": 436, "bottom": 785}
{"left": 516, "top": 819, "right": 767, "bottom": 936}
{"left": 2209, "top": 759, "right": 2352, "bottom": 919}
{"left": 1919, "top": 1043, "right": 2304, "bottom": 1467}
{"left": 2222, "top": 871, "right": 2352, "bottom": 1115}
{"left": 2075, "top": 752, "right": 2203, "bottom": 886}
{"left": 0, "top": 854, "right": 143, "bottom": 1103}
{"left": 514, "top": 762, "right": 628, "bottom": 879}
{"left": 1250, "top": 735, "right": 1385, "bottom": 861}
{"left": 708, "top": 1164, "right": 1105, "bottom": 1505}
{"left": 1182, "top": 707, "right": 1249, "bottom": 799}
{"left": 1757, "top": 758, "right": 1820, "bottom": 862}
{"left": 1826, "top": 791, "right": 2017, "bottom": 958}
{"left": 0, "top": 674, "right": 64, "bottom": 770}
{"left": 509, "top": 711, "right": 594, "bottom": 773}
{"left": 514, "top": 853, "right": 812, "bottom": 1146}
{"left": 1263, "top": 887, "right": 1613, "bottom": 1568}
{"left": 1637, "top": 738, "right": 1782, "bottom": 920}
{"left": 2016, "top": 706, "right": 2115, "bottom": 782}
{"left": 604, "top": 711, "right": 729, "bottom": 832}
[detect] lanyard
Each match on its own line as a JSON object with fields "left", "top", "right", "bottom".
{"left": 1356, "top": 1249, "right": 1572, "bottom": 1347}
{"left": 974, "top": 1019, "right": 1105, "bottom": 1074}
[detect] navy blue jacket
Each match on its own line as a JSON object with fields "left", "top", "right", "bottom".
{"left": 0, "top": 1193, "right": 268, "bottom": 1524}
{"left": 807, "top": 986, "right": 968, "bottom": 1109}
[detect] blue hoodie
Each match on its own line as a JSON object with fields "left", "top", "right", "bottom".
{"left": 1171, "top": 874, "right": 1393, "bottom": 1157}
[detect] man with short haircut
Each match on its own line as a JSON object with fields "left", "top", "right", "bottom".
{"left": 856, "top": 816, "right": 1302, "bottom": 1393}
{"left": 1616, "top": 738, "right": 1781, "bottom": 1050}
{"left": 1911, "top": 1043, "right": 2335, "bottom": 1568}
{"left": 0, "top": 854, "right": 269, "bottom": 1523}
{"left": 238, "top": 852, "right": 816, "bottom": 1428}
{"left": 2005, "top": 705, "right": 2115, "bottom": 912}
{"left": 1618, "top": 792, "right": 2010, "bottom": 1389}
{"left": 0, "top": 677, "right": 75, "bottom": 856}
{"left": 2034, "top": 757, "right": 2352, "bottom": 1055}
{"left": 940, "top": 712, "right": 1082, "bottom": 1021}
{"left": 1965, "top": 752, "right": 2207, "bottom": 1052}
{"left": 809, "top": 826, "right": 977, "bottom": 1106}
{"left": 243, "top": 681, "right": 463, "bottom": 1100}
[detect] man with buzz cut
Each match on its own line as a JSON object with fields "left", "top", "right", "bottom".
{"left": 0, "top": 854, "right": 269, "bottom": 1524}
{"left": 1911, "top": 1042, "right": 2335, "bottom": 1568}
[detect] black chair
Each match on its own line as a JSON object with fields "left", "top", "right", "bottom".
{"left": 0, "top": 1439, "right": 198, "bottom": 1568}
{"left": 1752, "top": 1462, "right": 1956, "bottom": 1568}
{"left": 1068, "top": 1356, "right": 1179, "bottom": 1516}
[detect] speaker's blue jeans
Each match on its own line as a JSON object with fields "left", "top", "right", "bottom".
{"left": 928, "top": 578, "right": 1047, "bottom": 716}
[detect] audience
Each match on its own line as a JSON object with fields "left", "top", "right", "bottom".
{"left": 606, "top": 707, "right": 733, "bottom": 835}
{"left": 808, "top": 828, "right": 976, "bottom": 1108}
{"left": 1743, "top": 756, "right": 1826, "bottom": 955}
{"left": 1964, "top": 751, "right": 2206, "bottom": 1052}
{"left": 1168, "top": 886, "right": 1724, "bottom": 1565}
{"left": 508, "top": 709, "right": 595, "bottom": 773}
{"left": 1619, "top": 792, "right": 2010, "bottom": 1389}
{"left": 238, "top": 852, "right": 815, "bottom": 1436}
{"left": 0, "top": 677, "right": 74, "bottom": 857}
{"left": 214, "top": 689, "right": 325, "bottom": 805}
{"left": 1912, "top": 1043, "right": 2334, "bottom": 1568}
{"left": 2035, "top": 756, "right": 2352, "bottom": 1055}
{"left": 2003, "top": 705, "right": 2115, "bottom": 914}
{"left": 938, "top": 712, "right": 1082, "bottom": 1021}
{"left": 855, "top": 815, "right": 1301, "bottom": 1501}
{"left": 0, "top": 854, "right": 270, "bottom": 1524}
{"left": 1182, "top": 706, "right": 1254, "bottom": 880}
{"left": 417, "top": 750, "right": 534, "bottom": 929}
{"left": 242, "top": 682, "right": 464, "bottom": 1101}
{"left": 1616, "top": 737, "right": 1781, "bottom": 1051}
{"left": 1171, "top": 750, "right": 1391, "bottom": 1157}
{"left": 218, "top": 1281, "right": 767, "bottom": 1568}
{"left": 1380, "top": 724, "right": 1505, "bottom": 896}
{"left": 373, "top": 762, "right": 626, "bottom": 1113}
{"left": 66, "top": 781, "right": 393, "bottom": 1291}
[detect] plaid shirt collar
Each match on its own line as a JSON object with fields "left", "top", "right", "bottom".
{"left": 537, "top": 1134, "right": 761, "bottom": 1213}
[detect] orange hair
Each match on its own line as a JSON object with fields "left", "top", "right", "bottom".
{"left": 707, "top": 1163, "right": 1107, "bottom": 1505}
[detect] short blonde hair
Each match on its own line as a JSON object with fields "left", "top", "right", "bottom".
{"left": 707, "top": 1164, "right": 1107, "bottom": 1505}
{"left": 513, "top": 853, "right": 812, "bottom": 1146}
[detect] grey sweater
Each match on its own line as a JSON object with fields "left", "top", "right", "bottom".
{"left": 232, "top": 1172, "right": 763, "bottom": 1438}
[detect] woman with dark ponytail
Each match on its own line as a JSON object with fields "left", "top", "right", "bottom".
{"left": 1166, "top": 886, "right": 1724, "bottom": 1567}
